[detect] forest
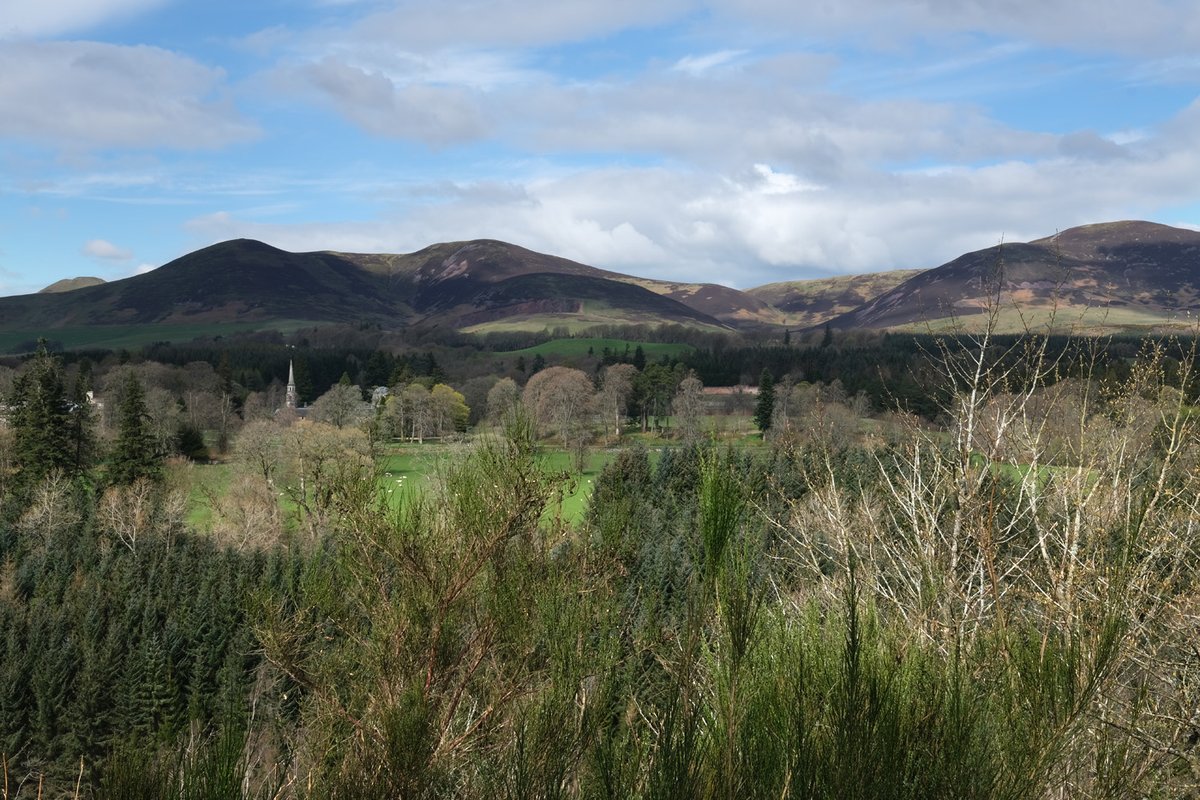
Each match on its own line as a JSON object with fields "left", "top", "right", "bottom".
{"left": 1, "top": 319, "right": 1199, "bottom": 798}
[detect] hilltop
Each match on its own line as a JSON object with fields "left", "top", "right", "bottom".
{"left": 826, "top": 221, "right": 1200, "bottom": 333}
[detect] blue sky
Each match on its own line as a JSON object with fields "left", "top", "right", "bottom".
{"left": 3, "top": 0, "right": 1200, "bottom": 295}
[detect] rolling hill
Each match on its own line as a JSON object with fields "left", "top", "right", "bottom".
{"left": 748, "top": 270, "right": 924, "bottom": 328}
{"left": 8, "top": 221, "right": 1199, "bottom": 351}
{"left": 825, "top": 221, "right": 1200, "bottom": 333}
{"left": 0, "top": 239, "right": 736, "bottom": 347}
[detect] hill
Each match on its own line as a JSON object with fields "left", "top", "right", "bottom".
{"left": 39, "top": 276, "right": 106, "bottom": 294}
{"left": 747, "top": 270, "right": 923, "bottom": 328}
{"left": 826, "top": 221, "right": 1200, "bottom": 333}
{"left": 0, "top": 239, "right": 733, "bottom": 348}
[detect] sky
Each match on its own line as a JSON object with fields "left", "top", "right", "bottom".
{"left": 3, "top": 0, "right": 1200, "bottom": 295}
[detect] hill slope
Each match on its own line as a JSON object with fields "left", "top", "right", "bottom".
{"left": 0, "top": 240, "right": 401, "bottom": 329}
{"left": 827, "top": 221, "right": 1200, "bottom": 333}
{"left": 0, "top": 239, "right": 732, "bottom": 340}
{"left": 748, "top": 270, "right": 924, "bottom": 328}
{"left": 39, "top": 277, "right": 106, "bottom": 294}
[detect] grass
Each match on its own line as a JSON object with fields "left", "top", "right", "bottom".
{"left": 498, "top": 337, "right": 696, "bottom": 359}
{"left": 462, "top": 312, "right": 726, "bottom": 335}
{"left": 172, "top": 460, "right": 234, "bottom": 530}
{"left": 0, "top": 319, "right": 314, "bottom": 353}
{"left": 890, "top": 303, "right": 1192, "bottom": 335}
{"left": 379, "top": 443, "right": 616, "bottom": 525}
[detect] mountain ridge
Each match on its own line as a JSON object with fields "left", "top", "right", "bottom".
{"left": 8, "top": 220, "right": 1200, "bottom": 346}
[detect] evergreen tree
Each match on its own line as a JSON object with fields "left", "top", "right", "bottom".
{"left": 754, "top": 368, "right": 775, "bottom": 433}
{"left": 66, "top": 369, "right": 98, "bottom": 475}
{"left": 108, "top": 372, "right": 162, "bottom": 485}
{"left": 632, "top": 345, "right": 647, "bottom": 371}
{"left": 8, "top": 343, "right": 74, "bottom": 490}
{"left": 821, "top": 322, "right": 834, "bottom": 348}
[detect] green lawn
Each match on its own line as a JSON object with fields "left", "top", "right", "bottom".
{"left": 378, "top": 443, "right": 615, "bottom": 525}
{"left": 171, "top": 460, "right": 234, "bottom": 530}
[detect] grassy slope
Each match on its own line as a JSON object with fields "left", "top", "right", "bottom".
{"left": 748, "top": 270, "right": 924, "bottom": 327}
{"left": 498, "top": 337, "right": 696, "bottom": 359}
{"left": 0, "top": 319, "right": 314, "bottom": 354}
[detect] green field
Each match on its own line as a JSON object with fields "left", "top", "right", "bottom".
{"left": 498, "top": 337, "right": 695, "bottom": 359}
{"left": 378, "top": 443, "right": 614, "bottom": 524}
{"left": 0, "top": 319, "right": 314, "bottom": 353}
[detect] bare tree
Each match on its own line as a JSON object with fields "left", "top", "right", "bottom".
{"left": 486, "top": 377, "right": 521, "bottom": 427}
{"left": 97, "top": 478, "right": 185, "bottom": 555}
{"left": 672, "top": 372, "right": 705, "bottom": 443}
{"left": 311, "top": 382, "right": 369, "bottom": 429}
{"left": 521, "top": 366, "right": 595, "bottom": 448}
{"left": 279, "top": 420, "right": 374, "bottom": 536}
{"left": 597, "top": 363, "right": 637, "bottom": 442}
{"left": 234, "top": 419, "right": 284, "bottom": 484}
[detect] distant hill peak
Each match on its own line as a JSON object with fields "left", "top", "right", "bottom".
{"left": 826, "top": 220, "right": 1200, "bottom": 333}
{"left": 39, "top": 276, "right": 106, "bottom": 294}
{"left": 1032, "top": 220, "right": 1200, "bottom": 252}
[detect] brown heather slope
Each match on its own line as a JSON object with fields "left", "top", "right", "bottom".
{"left": 826, "top": 221, "right": 1200, "bottom": 333}
{"left": 748, "top": 270, "right": 924, "bottom": 328}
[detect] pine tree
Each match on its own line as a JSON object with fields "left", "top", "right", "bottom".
{"left": 754, "top": 368, "right": 775, "bottom": 434}
{"left": 108, "top": 371, "right": 162, "bottom": 485}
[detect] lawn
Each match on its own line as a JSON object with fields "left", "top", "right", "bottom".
{"left": 378, "top": 442, "right": 615, "bottom": 525}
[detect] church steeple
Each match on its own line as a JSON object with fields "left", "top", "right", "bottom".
{"left": 286, "top": 360, "right": 298, "bottom": 409}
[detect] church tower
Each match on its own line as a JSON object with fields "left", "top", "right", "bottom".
{"left": 286, "top": 360, "right": 298, "bottom": 409}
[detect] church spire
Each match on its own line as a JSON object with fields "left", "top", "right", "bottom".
{"left": 286, "top": 360, "right": 298, "bottom": 409}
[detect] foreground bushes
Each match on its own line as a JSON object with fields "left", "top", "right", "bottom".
{"left": 5, "top": 332, "right": 1200, "bottom": 797}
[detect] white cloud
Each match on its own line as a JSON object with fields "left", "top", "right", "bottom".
{"left": 0, "top": 41, "right": 257, "bottom": 150}
{"left": 672, "top": 50, "right": 746, "bottom": 76}
{"left": 264, "top": 56, "right": 488, "bottom": 144}
{"left": 714, "top": 0, "right": 1200, "bottom": 56}
{"left": 344, "top": 0, "right": 690, "bottom": 52}
{"left": 0, "top": 0, "right": 165, "bottom": 39}
{"left": 82, "top": 238, "right": 132, "bottom": 261}
{"left": 180, "top": 114, "right": 1200, "bottom": 289}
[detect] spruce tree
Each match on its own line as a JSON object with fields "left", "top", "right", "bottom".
{"left": 66, "top": 370, "right": 98, "bottom": 475}
{"left": 8, "top": 343, "right": 73, "bottom": 490}
{"left": 108, "top": 371, "right": 162, "bottom": 485}
{"left": 754, "top": 368, "right": 775, "bottom": 434}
